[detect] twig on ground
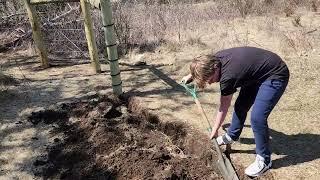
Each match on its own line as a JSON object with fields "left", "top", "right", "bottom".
{"left": 304, "top": 29, "right": 318, "bottom": 35}
{"left": 158, "top": 131, "right": 188, "bottom": 159}
{"left": 102, "top": 145, "right": 137, "bottom": 159}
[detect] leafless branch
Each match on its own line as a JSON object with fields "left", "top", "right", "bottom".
{"left": 58, "top": 30, "right": 85, "bottom": 53}
{"left": 42, "top": 7, "right": 78, "bottom": 27}
{"left": 1, "top": 12, "right": 26, "bottom": 20}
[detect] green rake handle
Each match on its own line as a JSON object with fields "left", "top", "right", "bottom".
{"left": 181, "top": 83, "right": 198, "bottom": 99}
{"left": 181, "top": 83, "right": 212, "bottom": 130}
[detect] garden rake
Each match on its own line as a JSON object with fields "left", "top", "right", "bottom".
{"left": 181, "top": 83, "right": 239, "bottom": 180}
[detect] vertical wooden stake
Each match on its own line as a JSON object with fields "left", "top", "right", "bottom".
{"left": 100, "top": 0, "right": 122, "bottom": 95}
{"left": 80, "top": 0, "right": 101, "bottom": 73}
{"left": 23, "top": 0, "right": 49, "bottom": 68}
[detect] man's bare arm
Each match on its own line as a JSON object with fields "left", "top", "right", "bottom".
{"left": 210, "top": 94, "right": 233, "bottom": 138}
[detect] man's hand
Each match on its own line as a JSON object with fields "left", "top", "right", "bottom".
{"left": 181, "top": 74, "right": 193, "bottom": 84}
{"left": 209, "top": 128, "right": 218, "bottom": 139}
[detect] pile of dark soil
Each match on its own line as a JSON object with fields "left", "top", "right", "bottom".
{"left": 28, "top": 94, "right": 223, "bottom": 179}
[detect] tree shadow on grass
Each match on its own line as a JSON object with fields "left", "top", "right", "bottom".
{"left": 121, "top": 63, "right": 213, "bottom": 97}
{"left": 222, "top": 123, "right": 320, "bottom": 169}
{"left": 120, "top": 63, "right": 218, "bottom": 115}
{"left": 1, "top": 56, "right": 38, "bottom": 69}
{"left": 1, "top": 54, "right": 105, "bottom": 71}
{"left": 121, "top": 63, "right": 184, "bottom": 96}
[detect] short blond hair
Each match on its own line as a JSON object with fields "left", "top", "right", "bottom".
{"left": 190, "top": 54, "right": 221, "bottom": 89}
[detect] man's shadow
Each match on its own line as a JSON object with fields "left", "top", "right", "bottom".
{"left": 222, "top": 123, "right": 320, "bottom": 169}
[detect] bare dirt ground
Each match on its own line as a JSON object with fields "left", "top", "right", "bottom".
{"left": 26, "top": 94, "right": 222, "bottom": 179}
{"left": 1, "top": 10, "right": 320, "bottom": 180}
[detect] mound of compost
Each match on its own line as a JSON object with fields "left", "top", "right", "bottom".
{"left": 28, "top": 94, "right": 222, "bottom": 179}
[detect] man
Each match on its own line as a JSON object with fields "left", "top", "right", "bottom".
{"left": 181, "top": 46, "right": 289, "bottom": 177}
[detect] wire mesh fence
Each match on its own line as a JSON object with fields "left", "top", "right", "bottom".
{"left": 0, "top": 2, "right": 105, "bottom": 63}
{"left": 36, "top": 3, "right": 92, "bottom": 61}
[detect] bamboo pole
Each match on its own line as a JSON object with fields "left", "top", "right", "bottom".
{"left": 80, "top": 0, "right": 101, "bottom": 73}
{"left": 100, "top": 0, "right": 123, "bottom": 95}
{"left": 30, "top": 0, "right": 79, "bottom": 4}
{"left": 23, "top": 0, "right": 49, "bottom": 68}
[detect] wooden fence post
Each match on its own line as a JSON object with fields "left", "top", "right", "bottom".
{"left": 100, "top": 0, "right": 123, "bottom": 95}
{"left": 23, "top": 0, "right": 49, "bottom": 68}
{"left": 80, "top": 0, "right": 101, "bottom": 73}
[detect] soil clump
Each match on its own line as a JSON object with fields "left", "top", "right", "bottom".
{"left": 28, "top": 94, "right": 222, "bottom": 179}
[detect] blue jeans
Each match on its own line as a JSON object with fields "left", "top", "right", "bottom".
{"left": 227, "top": 79, "right": 288, "bottom": 163}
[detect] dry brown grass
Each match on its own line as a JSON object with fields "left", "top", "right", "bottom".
{"left": 1, "top": 0, "right": 318, "bottom": 58}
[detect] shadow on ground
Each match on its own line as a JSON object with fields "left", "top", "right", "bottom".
{"left": 0, "top": 54, "right": 102, "bottom": 70}
{"left": 222, "top": 123, "right": 320, "bottom": 169}
{"left": 124, "top": 64, "right": 185, "bottom": 96}
{"left": 120, "top": 63, "right": 216, "bottom": 107}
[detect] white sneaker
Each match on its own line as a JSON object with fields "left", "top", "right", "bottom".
{"left": 216, "top": 133, "right": 233, "bottom": 145}
{"left": 245, "top": 155, "right": 272, "bottom": 177}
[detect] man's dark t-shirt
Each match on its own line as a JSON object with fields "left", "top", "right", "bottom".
{"left": 214, "top": 46, "right": 290, "bottom": 96}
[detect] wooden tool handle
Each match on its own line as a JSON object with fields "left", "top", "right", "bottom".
{"left": 194, "top": 98, "right": 212, "bottom": 128}
{"left": 193, "top": 99, "right": 225, "bottom": 160}
{"left": 193, "top": 98, "right": 238, "bottom": 180}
